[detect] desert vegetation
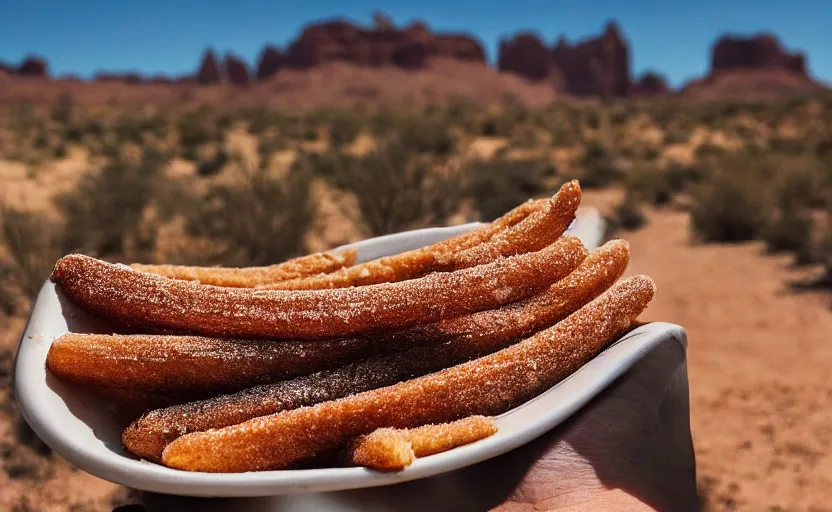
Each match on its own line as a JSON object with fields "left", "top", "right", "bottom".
{"left": 3, "top": 93, "right": 832, "bottom": 310}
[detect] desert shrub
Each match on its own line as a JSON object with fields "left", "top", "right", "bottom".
{"left": 761, "top": 164, "right": 821, "bottom": 260}
{"left": 256, "top": 134, "right": 288, "bottom": 171}
{"left": 49, "top": 95, "right": 74, "bottom": 125}
{"left": 580, "top": 140, "right": 623, "bottom": 189}
{"left": 0, "top": 264, "right": 19, "bottom": 315}
{"left": 178, "top": 108, "right": 222, "bottom": 161}
{"left": 57, "top": 148, "right": 167, "bottom": 258}
{"left": 244, "top": 108, "right": 272, "bottom": 135}
{"left": 196, "top": 147, "right": 229, "bottom": 177}
{"left": 328, "top": 111, "right": 361, "bottom": 149}
{"left": 471, "top": 158, "right": 556, "bottom": 221}
{"left": 509, "top": 126, "right": 540, "bottom": 149}
{"left": 690, "top": 154, "right": 771, "bottom": 243}
{"left": 317, "top": 140, "right": 466, "bottom": 236}
{"left": 445, "top": 98, "right": 480, "bottom": 132}
{"left": 0, "top": 207, "right": 62, "bottom": 300}
{"left": 185, "top": 167, "right": 314, "bottom": 266}
{"left": 695, "top": 143, "right": 726, "bottom": 159}
{"left": 770, "top": 137, "right": 810, "bottom": 154}
{"left": 583, "top": 109, "right": 600, "bottom": 130}
{"left": 53, "top": 143, "right": 68, "bottom": 159}
{"left": 666, "top": 162, "right": 705, "bottom": 194}
{"left": 611, "top": 191, "right": 648, "bottom": 231}
{"left": 762, "top": 210, "right": 813, "bottom": 259}
{"left": 396, "top": 114, "right": 454, "bottom": 156}
{"left": 627, "top": 165, "right": 673, "bottom": 207}
{"left": 113, "top": 116, "right": 145, "bottom": 145}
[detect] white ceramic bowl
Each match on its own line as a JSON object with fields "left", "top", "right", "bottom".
{"left": 14, "top": 209, "right": 683, "bottom": 497}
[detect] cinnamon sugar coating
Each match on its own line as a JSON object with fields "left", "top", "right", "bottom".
{"left": 160, "top": 275, "right": 655, "bottom": 472}
{"left": 47, "top": 333, "right": 411, "bottom": 393}
{"left": 121, "top": 240, "right": 622, "bottom": 462}
{"left": 131, "top": 250, "right": 356, "bottom": 287}
{"left": 51, "top": 236, "right": 586, "bottom": 340}
{"left": 264, "top": 182, "right": 579, "bottom": 291}
{"left": 347, "top": 416, "right": 497, "bottom": 470}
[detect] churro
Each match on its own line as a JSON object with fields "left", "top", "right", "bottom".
{"left": 52, "top": 236, "right": 586, "bottom": 340}
{"left": 160, "top": 275, "right": 656, "bottom": 472}
{"left": 130, "top": 250, "right": 357, "bottom": 287}
{"left": 47, "top": 333, "right": 409, "bottom": 393}
{"left": 265, "top": 182, "right": 579, "bottom": 291}
{"left": 447, "top": 181, "right": 581, "bottom": 269}
{"left": 122, "top": 241, "right": 623, "bottom": 461}
{"left": 347, "top": 416, "right": 498, "bottom": 470}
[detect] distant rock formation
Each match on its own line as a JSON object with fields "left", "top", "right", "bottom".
{"left": 256, "top": 46, "right": 283, "bottom": 81}
{"left": 94, "top": 72, "right": 143, "bottom": 84}
{"left": 497, "top": 23, "right": 631, "bottom": 98}
{"left": 682, "top": 33, "right": 822, "bottom": 99}
{"left": 224, "top": 54, "right": 250, "bottom": 86}
{"left": 712, "top": 34, "right": 806, "bottom": 75}
{"left": 552, "top": 23, "right": 630, "bottom": 98}
{"left": 632, "top": 71, "right": 669, "bottom": 95}
{"left": 196, "top": 50, "right": 222, "bottom": 84}
{"left": 17, "top": 56, "right": 49, "bottom": 77}
{"left": 498, "top": 33, "right": 553, "bottom": 81}
{"left": 280, "top": 17, "right": 485, "bottom": 71}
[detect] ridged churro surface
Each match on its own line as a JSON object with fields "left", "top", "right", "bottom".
{"left": 347, "top": 429, "right": 414, "bottom": 471}
{"left": 131, "top": 250, "right": 356, "bottom": 287}
{"left": 51, "top": 236, "right": 586, "bottom": 340}
{"left": 160, "top": 276, "right": 656, "bottom": 472}
{"left": 122, "top": 241, "right": 625, "bottom": 461}
{"left": 47, "top": 333, "right": 408, "bottom": 393}
{"left": 447, "top": 181, "right": 581, "bottom": 269}
{"left": 347, "top": 416, "right": 498, "bottom": 470}
{"left": 265, "top": 182, "right": 578, "bottom": 291}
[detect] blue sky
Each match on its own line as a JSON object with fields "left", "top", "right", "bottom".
{"left": 3, "top": 0, "right": 830, "bottom": 88}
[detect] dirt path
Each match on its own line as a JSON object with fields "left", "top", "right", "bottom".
{"left": 583, "top": 191, "right": 832, "bottom": 512}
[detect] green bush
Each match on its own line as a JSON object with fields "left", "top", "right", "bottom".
{"left": 186, "top": 167, "right": 314, "bottom": 266}
{"left": 580, "top": 140, "right": 623, "bottom": 189}
{"left": 762, "top": 210, "right": 813, "bottom": 260}
{"left": 690, "top": 155, "right": 770, "bottom": 243}
{"left": 666, "top": 163, "right": 705, "bottom": 194}
{"left": 196, "top": 147, "right": 229, "bottom": 177}
{"left": 396, "top": 115, "right": 454, "bottom": 156}
{"left": 628, "top": 165, "right": 672, "bottom": 207}
{"left": 471, "top": 158, "right": 555, "bottom": 221}
{"left": 612, "top": 191, "right": 648, "bottom": 231}
{"left": 57, "top": 148, "right": 167, "bottom": 258}
{"left": 328, "top": 111, "right": 361, "bottom": 149}
{"left": 316, "top": 140, "right": 466, "bottom": 236}
{"left": 178, "top": 108, "right": 222, "bottom": 162}
{"left": 0, "top": 207, "right": 62, "bottom": 301}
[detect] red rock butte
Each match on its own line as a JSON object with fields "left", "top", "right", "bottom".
{"left": 0, "top": 15, "right": 827, "bottom": 105}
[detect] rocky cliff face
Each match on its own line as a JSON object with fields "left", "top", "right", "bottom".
{"left": 551, "top": 23, "right": 630, "bottom": 98}
{"left": 17, "top": 56, "right": 49, "bottom": 77}
{"left": 632, "top": 71, "right": 669, "bottom": 95}
{"left": 497, "top": 23, "right": 631, "bottom": 98}
{"left": 224, "top": 54, "right": 250, "bottom": 86}
{"left": 497, "top": 33, "right": 555, "bottom": 82}
{"left": 256, "top": 46, "right": 284, "bottom": 81}
{"left": 712, "top": 34, "right": 806, "bottom": 75}
{"left": 280, "top": 17, "right": 485, "bottom": 71}
{"left": 196, "top": 50, "right": 222, "bottom": 84}
{"left": 682, "top": 33, "right": 821, "bottom": 99}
